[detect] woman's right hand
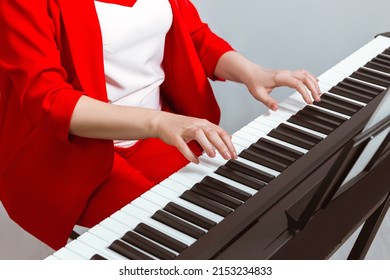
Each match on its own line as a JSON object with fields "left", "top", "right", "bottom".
{"left": 151, "top": 111, "right": 237, "bottom": 164}
{"left": 70, "top": 96, "right": 237, "bottom": 164}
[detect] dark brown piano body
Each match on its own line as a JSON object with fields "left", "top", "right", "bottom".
{"left": 177, "top": 67, "right": 390, "bottom": 260}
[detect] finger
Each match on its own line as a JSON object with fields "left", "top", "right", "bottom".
{"left": 175, "top": 138, "right": 199, "bottom": 164}
{"left": 253, "top": 88, "right": 279, "bottom": 111}
{"left": 284, "top": 77, "right": 312, "bottom": 104}
{"left": 192, "top": 128, "right": 217, "bottom": 158}
{"left": 218, "top": 129, "right": 238, "bottom": 159}
{"left": 204, "top": 127, "right": 237, "bottom": 160}
{"left": 296, "top": 70, "right": 321, "bottom": 102}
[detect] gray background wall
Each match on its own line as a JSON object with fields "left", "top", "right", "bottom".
{"left": 192, "top": 0, "right": 390, "bottom": 133}
{"left": 1, "top": 0, "right": 389, "bottom": 259}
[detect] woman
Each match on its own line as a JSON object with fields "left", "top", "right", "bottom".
{"left": 0, "top": 0, "right": 321, "bottom": 250}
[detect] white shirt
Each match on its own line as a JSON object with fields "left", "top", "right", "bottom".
{"left": 94, "top": 0, "right": 173, "bottom": 147}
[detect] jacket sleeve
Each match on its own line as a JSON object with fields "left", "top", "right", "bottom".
{"left": 176, "top": 0, "right": 235, "bottom": 80}
{"left": 0, "top": 0, "right": 83, "bottom": 141}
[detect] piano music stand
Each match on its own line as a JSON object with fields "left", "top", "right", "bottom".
{"left": 286, "top": 89, "right": 390, "bottom": 259}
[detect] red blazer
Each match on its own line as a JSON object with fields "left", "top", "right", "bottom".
{"left": 0, "top": 0, "right": 233, "bottom": 250}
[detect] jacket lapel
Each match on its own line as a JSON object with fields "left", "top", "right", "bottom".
{"left": 57, "top": 0, "right": 107, "bottom": 101}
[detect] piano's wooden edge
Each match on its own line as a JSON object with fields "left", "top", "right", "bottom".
{"left": 176, "top": 87, "right": 389, "bottom": 260}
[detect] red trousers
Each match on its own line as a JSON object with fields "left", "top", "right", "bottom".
{"left": 76, "top": 138, "right": 201, "bottom": 228}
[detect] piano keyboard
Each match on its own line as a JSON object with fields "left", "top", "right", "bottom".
{"left": 48, "top": 35, "right": 390, "bottom": 260}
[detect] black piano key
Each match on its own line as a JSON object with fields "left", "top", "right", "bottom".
{"left": 288, "top": 114, "right": 334, "bottom": 135}
{"left": 134, "top": 223, "right": 188, "bottom": 253}
{"left": 239, "top": 149, "right": 287, "bottom": 172}
{"left": 181, "top": 189, "right": 233, "bottom": 217}
{"left": 192, "top": 183, "right": 243, "bottom": 209}
{"left": 300, "top": 106, "right": 348, "bottom": 126}
{"left": 201, "top": 176, "right": 252, "bottom": 201}
{"left": 350, "top": 67, "right": 390, "bottom": 88}
{"left": 247, "top": 143, "right": 295, "bottom": 166}
{"left": 373, "top": 55, "right": 390, "bottom": 64}
{"left": 279, "top": 123, "right": 323, "bottom": 143}
{"left": 152, "top": 210, "right": 206, "bottom": 238}
{"left": 164, "top": 202, "right": 216, "bottom": 230}
{"left": 215, "top": 165, "right": 266, "bottom": 191}
{"left": 225, "top": 159, "right": 275, "bottom": 183}
{"left": 90, "top": 254, "right": 107, "bottom": 260}
{"left": 328, "top": 85, "right": 373, "bottom": 104}
{"left": 365, "top": 60, "right": 390, "bottom": 75}
{"left": 109, "top": 239, "right": 153, "bottom": 260}
{"left": 256, "top": 138, "right": 304, "bottom": 159}
{"left": 377, "top": 53, "right": 390, "bottom": 63}
{"left": 313, "top": 93, "right": 362, "bottom": 116}
{"left": 342, "top": 77, "right": 383, "bottom": 96}
{"left": 296, "top": 108, "right": 341, "bottom": 130}
{"left": 268, "top": 129, "right": 315, "bottom": 150}
{"left": 122, "top": 231, "right": 176, "bottom": 260}
{"left": 383, "top": 48, "right": 390, "bottom": 56}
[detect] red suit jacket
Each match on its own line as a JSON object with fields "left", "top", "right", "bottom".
{"left": 0, "top": 0, "right": 233, "bottom": 249}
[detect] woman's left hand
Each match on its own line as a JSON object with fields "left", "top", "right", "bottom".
{"left": 245, "top": 66, "right": 322, "bottom": 111}
{"left": 214, "top": 51, "right": 322, "bottom": 111}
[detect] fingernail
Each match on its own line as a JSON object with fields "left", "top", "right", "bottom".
{"left": 225, "top": 151, "right": 232, "bottom": 159}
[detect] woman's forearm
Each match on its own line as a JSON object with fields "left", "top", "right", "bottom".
{"left": 214, "top": 51, "right": 261, "bottom": 87}
{"left": 69, "top": 95, "right": 160, "bottom": 140}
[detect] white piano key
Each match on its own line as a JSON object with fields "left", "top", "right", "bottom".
{"left": 362, "top": 65, "right": 390, "bottom": 77}
{"left": 101, "top": 217, "right": 133, "bottom": 235}
{"left": 250, "top": 110, "right": 328, "bottom": 140}
{"left": 287, "top": 93, "right": 352, "bottom": 120}
{"left": 90, "top": 224, "right": 159, "bottom": 259}
{"left": 232, "top": 134, "right": 255, "bottom": 150}
{"left": 197, "top": 154, "right": 225, "bottom": 171}
{"left": 251, "top": 117, "right": 279, "bottom": 133}
{"left": 122, "top": 203, "right": 197, "bottom": 244}
{"left": 178, "top": 162, "right": 214, "bottom": 182}
{"left": 319, "top": 36, "right": 390, "bottom": 81}
{"left": 281, "top": 121, "right": 327, "bottom": 139}
{"left": 308, "top": 104, "right": 351, "bottom": 120}
{"left": 100, "top": 217, "right": 179, "bottom": 257}
{"left": 168, "top": 156, "right": 257, "bottom": 197}
{"left": 132, "top": 197, "right": 161, "bottom": 213}
{"left": 262, "top": 135, "right": 308, "bottom": 154}
{"left": 234, "top": 130, "right": 260, "bottom": 143}
{"left": 53, "top": 247, "right": 85, "bottom": 260}
{"left": 169, "top": 172, "right": 198, "bottom": 187}
{"left": 241, "top": 125, "right": 268, "bottom": 139}
{"left": 77, "top": 232, "right": 127, "bottom": 260}
{"left": 325, "top": 91, "right": 367, "bottom": 106}
{"left": 318, "top": 82, "right": 332, "bottom": 92}
{"left": 159, "top": 178, "right": 189, "bottom": 194}
{"left": 141, "top": 191, "right": 207, "bottom": 231}
{"left": 258, "top": 108, "right": 294, "bottom": 122}
{"left": 241, "top": 123, "right": 309, "bottom": 154}
{"left": 66, "top": 239, "right": 111, "bottom": 260}
{"left": 200, "top": 151, "right": 279, "bottom": 178}
{"left": 235, "top": 156, "right": 280, "bottom": 178}
{"left": 319, "top": 72, "right": 387, "bottom": 91}
{"left": 150, "top": 184, "right": 224, "bottom": 222}
{"left": 112, "top": 210, "right": 192, "bottom": 245}
{"left": 245, "top": 120, "right": 274, "bottom": 133}
{"left": 207, "top": 172, "right": 258, "bottom": 196}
